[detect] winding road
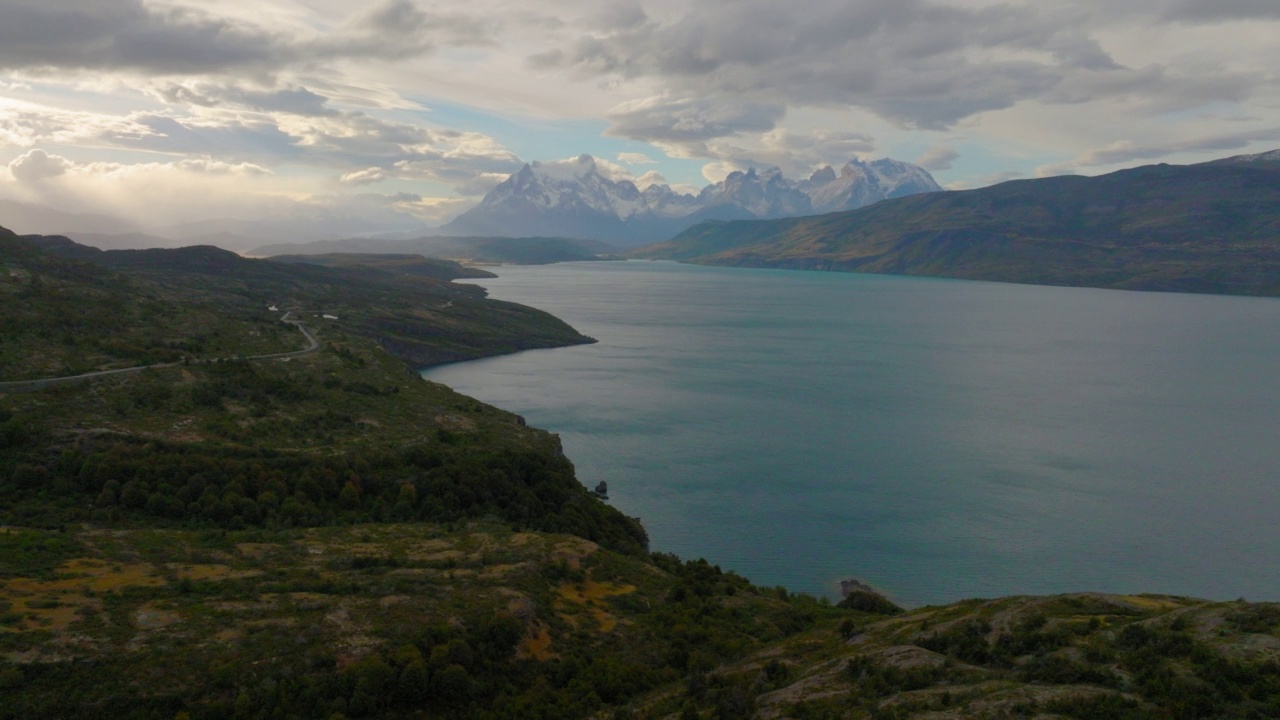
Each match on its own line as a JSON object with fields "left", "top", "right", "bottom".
{"left": 0, "top": 312, "right": 321, "bottom": 393}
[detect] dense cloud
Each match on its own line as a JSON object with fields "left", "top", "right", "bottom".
{"left": 550, "top": 0, "right": 1116, "bottom": 131}
{"left": 0, "top": 0, "right": 489, "bottom": 76}
{"left": 2, "top": 0, "right": 1278, "bottom": 234}
{"left": 155, "top": 83, "right": 338, "bottom": 117}
{"left": 605, "top": 95, "right": 786, "bottom": 143}
{"left": 1164, "top": 0, "right": 1280, "bottom": 23}
{"left": 548, "top": 0, "right": 1275, "bottom": 140}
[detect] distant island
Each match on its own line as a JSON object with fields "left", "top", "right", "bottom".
{"left": 632, "top": 150, "right": 1280, "bottom": 297}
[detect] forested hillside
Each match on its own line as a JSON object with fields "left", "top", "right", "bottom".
{"left": 3, "top": 225, "right": 1279, "bottom": 720}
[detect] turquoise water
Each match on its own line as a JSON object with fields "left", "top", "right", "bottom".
{"left": 423, "top": 261, "right": 1280, "bottom": 606}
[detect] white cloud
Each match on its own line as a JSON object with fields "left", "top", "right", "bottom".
{"left": 8, "top": 149, "right": 74, "bottom": 182}
{"left": 175, "top": 158, "right": 271, "bottom": 176}
{"left": 1, "top": 150, "right": 291, "bottom": 226}
{"left": 0, "top": 98, "right": 159, "bottom": 147}
{"left": 634, "top": 169, "right": 667, "bottom": 187}
{"left": 340, "top": 167, "right": 387, "bottom": 185}
{"left": 617, "top": 151, "right": 655, "bottom": 164}
{"left": 917, "top": 144, "right": 960, "bottom": 171}
{"left": 673, "top": 127, "right": 880, "bottom": 179}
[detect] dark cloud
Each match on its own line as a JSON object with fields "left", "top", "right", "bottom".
{"left": 604, "top": 95, "right": 786, "bottom": 143}
{"left": 102, "top": 114, "right": 304, "bottom": 160}
{"left": 0, "top": 0, "right": 289, "bottom": 75}
{"left": 554, "top": 1, "right": 1076, "bottom": 130}
{"left": 550, "top": 0, "right": 1267, "bottom": 137}
{"left": 310, "top": 0, "right": 496, "bottom": 62}
{"left": 0, "top": 0, "right": 489, "bottom": 76}
{"left": 1164, "top": 0, "right": 1280, "bottom": 23}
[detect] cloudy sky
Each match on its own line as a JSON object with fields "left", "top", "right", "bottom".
{"left": 1, "top": 0, "right": 1278, "bottom": 233}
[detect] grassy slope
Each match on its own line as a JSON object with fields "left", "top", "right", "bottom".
{"left": 0, "top": 523, "right": 830, "bottom": 720}
{"left": 5, "top": 234, "right": 593, "bottom": 374}
{"left": 4, "top": 225, "right": 1280, "bottom": 719}
{"left": 640, "top": 592, "right": 1280, "bottom": 719}
{"left": 633, "top": 160, "right": 1280, "bottom": 296}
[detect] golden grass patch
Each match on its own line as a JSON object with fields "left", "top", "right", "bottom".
{"left": 1, "top": 558, "right": 166, "bottom": 633}
{"left": 481, "top": 563, "right": 526, "bottom": 578}
{"left": 556, "top": 580, "right": 636, "bottom": 634}
{"left": 519, "top": 623, "right": 555, "bottom": 661}
{"left": 1114, "top": 595, "right": 1184, "bottom": 611}
{"left": 235, "top": 542, "right": 283, "bottom": 558}
{"left": 170, "top": 564, "right": 260, "bottom": 581}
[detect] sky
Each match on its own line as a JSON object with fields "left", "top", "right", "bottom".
{"left": 1, "top": 0, "right": 1278, "bottom": 234}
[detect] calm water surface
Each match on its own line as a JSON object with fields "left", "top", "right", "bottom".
{"left": 423, "top": 261, "right": 1280, "bottom": 606}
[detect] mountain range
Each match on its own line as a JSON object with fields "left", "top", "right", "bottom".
{"left": 633, "top": 151, "right": 1280, "bottom": 296}
{"left": 437, "top": 154, "right": 941, "bottom": 246}
{"left": 1, "top": 155, "right": 939, "bottom": 252}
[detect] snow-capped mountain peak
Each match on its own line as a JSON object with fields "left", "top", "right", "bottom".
{"left": 439, "top": 154, "right": 942, "bottom": 246}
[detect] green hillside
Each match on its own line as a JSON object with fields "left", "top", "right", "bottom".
{"left": 4, "top": 224, "right": 1279, "bottom": 719}
{"left": 633, "top": 156, "right": 1280, "bottom": 296}
{"left": 4, "top": 234, "right": 592, "bottom": 376}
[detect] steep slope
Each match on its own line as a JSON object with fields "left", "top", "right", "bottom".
{"left": 633, "top": 154, "right": 1280, "bottom": 296}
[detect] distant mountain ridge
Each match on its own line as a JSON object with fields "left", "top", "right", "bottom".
{"left": 249, "top": 235, "right": 617, "bottom": 265}
{"left": 438, "top": 154, "right": 941, "bottom": 245}
{"left": 632, "top": 151, "right": 1280, "bottom": 296}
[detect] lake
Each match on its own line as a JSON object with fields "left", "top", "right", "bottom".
{"left": 423, "top": 260, "right": 1280, "bottom": 607}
